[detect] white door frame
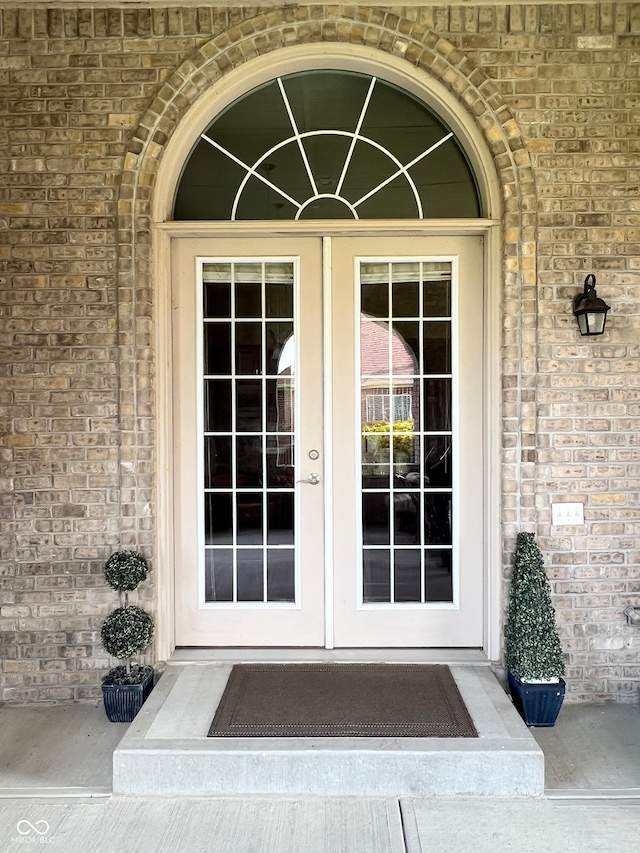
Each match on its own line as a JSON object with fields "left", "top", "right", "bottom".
{"left": 149, "top": 40, "right": 504, "bottom": 664}
{"left": 154, "top": 218, "right": 502, "bottom": 661}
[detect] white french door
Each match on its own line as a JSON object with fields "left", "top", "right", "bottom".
{"left": 172, "top": 234, "right": 484, "bottom": 648}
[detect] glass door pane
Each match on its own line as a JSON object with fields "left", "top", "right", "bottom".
{"left": 201, "top": 261, "right": 296, "bottom": 604}
{"left": 360, "top": 260, "right": 454, "bottom": 605}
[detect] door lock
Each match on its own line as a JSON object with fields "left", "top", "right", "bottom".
{"left": 308, "top": 449, "right": 320, "bottom": 460}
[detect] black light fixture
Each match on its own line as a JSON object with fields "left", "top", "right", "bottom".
{"left": 573, "top": 274, "right": 610, "bottom": 336}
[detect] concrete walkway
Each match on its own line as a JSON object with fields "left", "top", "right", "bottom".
{"left": 1, "top": 793, "right": 639, "bottom": 852}
{"left": 1, "top": 700, "right": 639, "bottom": 852}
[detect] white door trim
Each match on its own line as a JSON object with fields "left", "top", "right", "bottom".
{"left": 322, "top": 236, "right": 335, "bottom": 650}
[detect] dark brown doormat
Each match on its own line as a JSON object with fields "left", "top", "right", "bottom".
{"left": 208, "top": 664, "right": 478, "bottom": 738}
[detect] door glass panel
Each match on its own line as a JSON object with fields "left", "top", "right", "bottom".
{"left": 425, "top": 550, "right": 453, "bottom": 602}
{"left": 202, "top": 260, "right": 296, "bottom": 604}
{"left": 363, "top": 551, "right": 390, "bottom": 603}
{"left": 204, "top": 436, "right": 231, "bottom": 488}
{"left": 204, "top": 550, "right": 233, "bottom": 602}
{"left": 236, "top": 380, "right": 262, "bottom": 431}
{"left": 204, "top": 324, "right": 231, "bottom": 375}
{"left": 237, "top": 550, "right": 264, "bottom": 601}
{"left": 204, "top": 273, "right": 231, "bottom": 317}
{"left": 266, "top": 271, "right": 293, "bottom": 318}
{"left": 266, "top": 379, "right": 294, "bottom": 433}
{"left": 267, "top": 550, "right": 295, "bottom": 602}
{"left": 204, "top": 380, "right": 232, "bottom": 432}
{"left": 360, "top": 260, "right": 454, "bottom": 604}
{"left": 267, "top": 493, "right": 294, "bottom": 545}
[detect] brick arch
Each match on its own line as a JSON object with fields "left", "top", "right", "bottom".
{"left": 116, "top": 5, "right": 537, "bottom": 577}
{"left": 122, "top": 8, "right": 536, "bottom": 227}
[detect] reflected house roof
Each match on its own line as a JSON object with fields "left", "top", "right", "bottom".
{"left": 361, "top": 315, "right": 416, "bottom": 385}
{"left": 274, "top": 318, "right": 416, "bottom": 391}
{"left": 276, "top": 365, "right": 293, "bottom": 387}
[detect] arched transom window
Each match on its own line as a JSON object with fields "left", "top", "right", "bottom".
{"left": 174, "top": 71, "right": 480, "bottom": 221}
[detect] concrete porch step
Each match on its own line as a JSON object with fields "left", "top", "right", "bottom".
{"left": 113, "top": 663, "right": 544, "bottom": 797}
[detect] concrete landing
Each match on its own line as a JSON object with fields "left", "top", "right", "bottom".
{"left": 113, "top": 663, "right": 544, "bottom": 797}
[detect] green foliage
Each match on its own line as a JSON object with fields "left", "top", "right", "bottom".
{"left": 104, "top": 550, "right": 149, "bottom": 592}
{"left": 362, "top": 419, "right": 415, "bottom": 457}
{"left": 101, "top": 549, "right": 155, "bottom": 695}
{"left": 102, "top": 664, "right": 153, "bottom": 686}
{"left": 505, "top": 532, "right": 565, "bottom": 682}
{"left": 101, "top": 606, "right": 154, "bottom": 660}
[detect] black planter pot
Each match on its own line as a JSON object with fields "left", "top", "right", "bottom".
{"left": 102, "top": 669, "right": 154, "bottom": 722}
{"left": 507, "top": 671, "right": 566, "bottom": 727}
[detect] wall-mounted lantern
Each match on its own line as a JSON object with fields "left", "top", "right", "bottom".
{"left": 573, "top": 274, "right": 610, "bottom": 336}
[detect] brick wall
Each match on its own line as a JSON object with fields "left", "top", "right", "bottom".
{"left": 1, "top": 2, "right": 639, "bottom": 703}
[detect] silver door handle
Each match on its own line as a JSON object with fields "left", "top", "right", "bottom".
{"left": 297, "top": 473, "right": 320, "bottom": 485}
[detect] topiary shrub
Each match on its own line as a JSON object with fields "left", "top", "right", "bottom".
{"left": 101, "top": 606, "right": 154, "bottom": 661}
{"left": 101, "top": 550, "right": 154, "bottom": 687}
{"left": 104, "top": 549, "right": 148, "bottom": 591}
{"left": 504, "top": 532, "right": 565, "bottom": 682}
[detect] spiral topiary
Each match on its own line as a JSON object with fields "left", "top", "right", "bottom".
{"left": 505, "top": 532, "right": 565, "bottom": 682}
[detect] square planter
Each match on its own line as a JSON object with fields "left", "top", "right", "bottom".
{"left": 507, "top": 671, "right": 565, "bottom": 727}
{"left": 102, "top": 670, "right": 154, "bottom": 723}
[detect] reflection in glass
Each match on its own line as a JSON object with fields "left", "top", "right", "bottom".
{"left": 204, "top": 436, "right": 231, "bottom": 488}
{"left": 392, "top": 454, "right": 420, "bottom": 486}
{"left": 205, "top": 493, "right": 233, "bottom": 545}
{"left": 267, "top": 550, "right": 295, "bottom": 602}
{"left": 392, "top": 272, "right": 419, "bottom": 317}
{"left": 361, "top": 316, "right": 389, "bottom": 376}
{"left": 201, "top": 259, "right": 296, "bottom": 607}
{"left": 360, "top": 260, "right": 454, "bottom": 605}
{"left": 266, "top": 379, "right": 294, "bottom": 432}
{"left": 203, "top": 274, "right": 231, "bottom": 318}
{"left": 266, "top": 266, "right": 293, "bottom": 318}
{"left": 236, "top": 436, "right": 262, "bottom": 487}
{"left": 393, "top": 492, "right": 420, "bottom": 545}
{"left": 424, "top": 278, "right": 451, "bottom": 317}
{"left": 204, "top": 379, "right": 232, "bottom": 432}
{"left": 236, "top": 380, "right": 262, "bottom": 431}
{"left": 362, "top": 461, "right": 390, "bottom": 490}
{"left": 237, "top": 550, "right": 264, "bottom": 601}
{"left": 361, "top": 281, "right": 388, "bottom": 318}
{"left": 423, "top": 321, "right": 451, "bottom": 374}
{"left": 237, "top": 494, "right": 263, "bottom": 544}
{"left": 266, "top": 323, "right": 294, "bottom": 374}
{"left": 236, "top": 323, "right": 261, "bottom": 374}
{"left": 363, "top": 550, "right": 390, "bottom": 603}
{"left": 423, "top": 436, "right": 452, "bottom": 488}
{"left": 424, "top": 494, "right": 452, "bottom": 545}
{"left": 394, "top": 549, "right": 421, "bottom": 602}
{"left": 266, "top": 436, "right": 294, "bottom": 487}
{"left": 362, "top": 493, "right": 390, "bottom": 545}
{"left": 392, "top": 321, "right": 419, "bottom": 373}
{"left": 205, "top": 550, "right": 233, "bottom": 602}
{"left": 267, "top": 494, "right": 294, "bottom": 545}
{"left": 235, "top": 281, "right": 261, "bottom": 318}
{"left": 204, "top": 323, "right": 231, "bottom": 375}
{"left": 423, "top": 379, "right": 451, "bottom": 432}
{"left": 425, "top": 550, "right": 453, "bottom": 602}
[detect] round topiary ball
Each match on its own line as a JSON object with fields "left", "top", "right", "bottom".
{"left": 104, "top": 550, "right": 149, "bottom": 592}
{"left": 101, "top": 605, "right": 154, "bottom": 660}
